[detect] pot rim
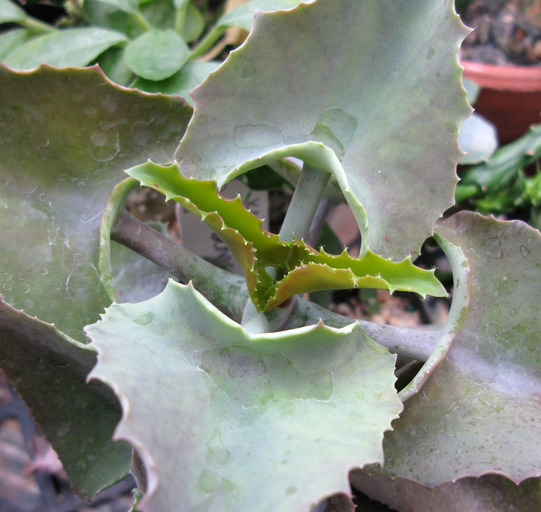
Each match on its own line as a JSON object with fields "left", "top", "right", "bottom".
{"left": 461, "top": 59, "right": 541, "bottom": 92}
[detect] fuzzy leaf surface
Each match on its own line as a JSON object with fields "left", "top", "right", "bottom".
{"left": 0, "top": 298, "right": 131, "bottom": 497}
{"left": 86, "top": 280, "right": 402, "bottom": 512}
{"left": 373, "top": 212, "right": 541, "bottom": 485}
{"left": 175, "top": 0, "right": 470, "bottom": 260}
{"left": 127, "top": 161, "right": 446, "bottom": 311}
{"left": 0, "top": 65, "right": 191, "bottom": 341}
{"left": 3, "top": 28, "right": 128, "bottom": 69}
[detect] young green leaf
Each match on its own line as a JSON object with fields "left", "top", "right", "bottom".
{"left": 124, "top": 28, "right": 189, "bottom": 80}
{"left": 86, "top": 279, "right": 403, "bottom": 512}
{"left": 126, "top": 161, "right": 447, "bottom": 310}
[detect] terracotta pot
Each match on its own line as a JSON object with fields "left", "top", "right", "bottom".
{"left": 461, "top": 60, "right": 541, "bottom": 143}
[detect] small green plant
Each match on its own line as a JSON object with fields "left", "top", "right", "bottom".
{"left": 0, "top": 0, "right": 540, "bottom": 510}
{"left": 456, "top": 124, "right": 541, "bottom": 229}
{"left": 0, "top": 0, "right": 301, "bottom": 96}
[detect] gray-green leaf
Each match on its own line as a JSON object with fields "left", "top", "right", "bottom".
{"left": 351, "top": 472, "right": 541, "bottom": 512}
{"left": 373, "top": 212, "right": 541, "bottom": 485}
{"left": 86, "top": 280, "right": 402, "bottom": 511}
{"left": 0, "top": 65, "right": 191, "bottom": 341}
{"left": 175, "top": 0, "right": 470, "bottom": 260}
{"left": 0, "top": 299, "right": 131, "bottom": 498}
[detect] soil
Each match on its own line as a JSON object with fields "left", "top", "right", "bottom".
{"left": 460, "top": 0, "right": 541, "bottom": 66}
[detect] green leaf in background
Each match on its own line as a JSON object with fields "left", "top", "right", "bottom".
{"left": 0, "top": 0, "right": 27, "bottom": 24}
{"left": 125, "top": 28, "right": 189, "bottom": 80}
{"left": 460, "top": 125, "right": 541, "bottom": 193}
{"left": 0, "top": 300, "right": 131, "bottom": 497}
{"left": 176, "top": 0, "right": 470, "bottom": 260}
{"left": 3, "top": 27, "right": 127, "bottom": 69}
{"left": 133, "top": 60, "right": 219, "bottom": 101}
{"left": 0, "top": 28, "right": 30, "bottom": 60}
{"left": 139, "top": 0, "right": 174, "bottom": 30}
{"left": 127, "top": 161, "right": 447, "bottom": 311}
{"left": 181, "top": 1, "right": 205, "bottom": 42}
{"left": 364, "top": 212, "right": 541, "bottom": 486}
{"left": 96, "top": 45, "right": 133, "bottom": 86}
{"left": 82, "top": 0, "right": 132, "bottom": 34}
{"left": 0, "top": 65, "right": 191, "bottom": 341}
{"left": 86, "top": 280, "right": 402, "bottom": 512}
{"left": 351, "top": 473, "right": 541, "bottom": 512}
{"left": 90, "top": 0, "right": 139, "bottom": 15}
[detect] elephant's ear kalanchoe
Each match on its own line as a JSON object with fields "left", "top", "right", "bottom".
{"left": 1, "top": 0, "right": 540, "bottom": 510}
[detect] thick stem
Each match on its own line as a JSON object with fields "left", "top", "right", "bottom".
{"left": 188, "top": 25, "right": 225, "bottom": 60}
{"left": 279, "top": 162, "right": 331, "bottom": 242}
{"left": 174, "top": 4, "right": 187, "bottom": 36}
{"left": 241, "top": 162, "right": 330, "bottom": 331}
{"left": 131, "top": 10, "right": 152, "bottom": 32}
{"left": 112, "top": 210, "right": 248, "bottom": 321}
{"left": 20, "top": 16, "right": 57, "bottom": 34}
{"left": 307, "top": 197, "right": 332, "bottom": 247}
{"left": 287, "top": 298, "right": 440, "bottom": 362}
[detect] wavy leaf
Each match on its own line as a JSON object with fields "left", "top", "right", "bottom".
{"left": 351, "top": 473, "right": 541, "bottom": 512}
{"left": 127, "top": 161, "right": 446, "bottom": 311}
{"left": 368, "top": 212, "right": 541, "bottom": 486}
{"left": 86, "top": 279, "right": 402, "bottom": 512}
{"left": 175, "top": 0, "right": 470, "bottom": 260}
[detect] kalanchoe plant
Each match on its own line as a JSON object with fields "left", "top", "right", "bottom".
{"left": 0, "top": 0, "right": 540, "bottom": 511}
